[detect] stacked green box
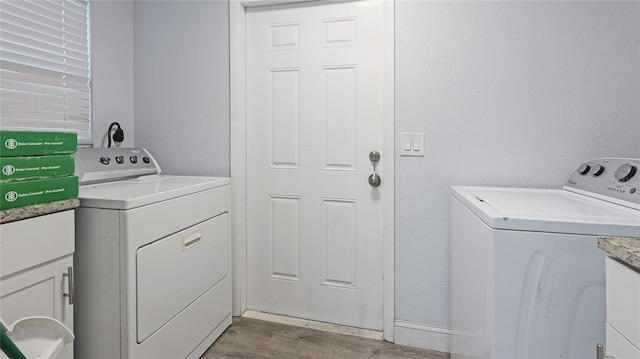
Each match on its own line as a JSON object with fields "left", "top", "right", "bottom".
{"left": 1, "top": 155, "right": 75, "bottom": 182}
{"left": 1, "top": 130, "right": 77, "bottom": 156}
{"left": 0, "top": 131, "right": 78, "bottom": 210}
{"left": 0, "top": 176, "right": 79, "bottom": 209}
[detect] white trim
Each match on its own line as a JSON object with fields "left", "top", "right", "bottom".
{"left": 230, "top": 0, "right": 248, "bottom": 317}
{"left": 229, "top": 0, "right": 395, "bottom": 340}
{"left": 382, "top": 0, "right": 395, "bottom": 343}
{"left": 394, "top": 320, "right": 452, "bottom": 353}
{"left": 242, "top": 0, "right": 318, "bottom": 7}
{"left": 242, "top": 310, "right": 383, "bottom": 340}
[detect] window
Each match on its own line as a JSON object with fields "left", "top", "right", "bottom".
{"left": 0, "top": 0, "right": 91, "bottom": 144}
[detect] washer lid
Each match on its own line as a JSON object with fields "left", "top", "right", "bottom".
{"left": 450, "top": 185, "right": 640, "bottom": 237}
{"left": 78, "top": 175, "right": 230, "bottom": 210}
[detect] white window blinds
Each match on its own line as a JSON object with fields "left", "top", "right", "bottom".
{"left": 0, "top": 0, "right": 91, "bottom": 144}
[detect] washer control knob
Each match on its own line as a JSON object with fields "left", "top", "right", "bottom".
{"left": 591, "top": 164, "right": 605, "bottom": 177}
{"left": 142, "top": 156, "right": 151, "bottom": 164}
{"left": 130, "top": 156, "right": 138, "bottom": 164}
{"left": 99, "top": 156, "right": 110, "bottom": 165}
{"left": 577, "top": 163, "right": 591, "bottom": 175}
{"left": 614, "top": 164, "right": 637, "bottom": 183}
{"left": 115, "top": 156, "right": 125, "bottom": 164}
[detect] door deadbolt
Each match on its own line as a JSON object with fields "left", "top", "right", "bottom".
{"left": 369, "top": 151, "right": 381, "bottom": 171}
{"left": 369, "top": 151, "right": 381, "bottom": 163}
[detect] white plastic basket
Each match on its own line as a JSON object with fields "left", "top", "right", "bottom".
{"left": 1, "top": 316, "right": 74, "bottom": 359}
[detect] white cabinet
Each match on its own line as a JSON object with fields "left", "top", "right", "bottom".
{"left": 0, "top": 210, "right": 75, "bottom": 359}
{"left": 605, "top": 256, "right": 640, "bottom": 359}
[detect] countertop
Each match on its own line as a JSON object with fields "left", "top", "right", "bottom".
{"left": 0, "top": 198, "right": 79, "bottom": 224}
{"left": 598, "top": 236, "right": 640, "bottom": 271}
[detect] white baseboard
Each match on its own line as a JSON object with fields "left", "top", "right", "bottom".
{"left": 394, "top": 320, "right": 451, "bottom": 353}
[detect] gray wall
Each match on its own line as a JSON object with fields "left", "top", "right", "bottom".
{"left": 395, "top": 0, "right": 640, "bottom": 334}
{"left": 91, "top": 0, "right": 135, "bottom": 148}
{"left": 133, "top": 1, "right": 230, "bottom": 176}
{"left": 133, "top": 0, "right": 230, "bottom": 176}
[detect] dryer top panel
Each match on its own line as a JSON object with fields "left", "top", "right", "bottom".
{"left": 78, "top": 175, "right": 230, "bottom": 210}
{"left": 450, "top": 185, "right": 640, "bottom": 237}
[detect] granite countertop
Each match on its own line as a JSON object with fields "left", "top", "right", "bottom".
{"left": 0, "top": 198, "right": 80, "bottom": 224}
{"left": 598, "top": 236, "right": 640, "bottom": 271}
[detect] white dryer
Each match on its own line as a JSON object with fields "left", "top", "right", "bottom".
{"left": 73, "top": 147, "right": 231, "bottom": 358}
{"left": 450, "top": 158, "right": 640, "bottom": 359}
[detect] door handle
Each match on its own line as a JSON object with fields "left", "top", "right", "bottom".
{"left": 368, "top": 173, "right": 381, "bottom": 187}
{"left": 63, "top": 266, "right": 74, "bottom": 305}
{"left": 368, "top": 151, "right": 381, "bottom": 188}
{"left": 183, "top": 231, "right": 203, "bottom": 251}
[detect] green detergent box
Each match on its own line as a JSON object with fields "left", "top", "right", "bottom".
{"left": 0, "top": 155, "right": 75, "bottom": 182}
{"left": 0, "top": 176, "right": 78, "bottom": 209}
{"left": 0, "top": 131, "right": 77, "bottom": 157}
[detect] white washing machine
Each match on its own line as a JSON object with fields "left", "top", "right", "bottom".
{"left": 450, "top": 158, "right": 640, "bottom": 359}
{"left": 73, "top": 147, "right": 231, "bottom": 358}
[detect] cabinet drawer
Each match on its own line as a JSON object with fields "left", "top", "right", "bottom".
{"left": 0, "top": 210, "right": 74, "bottom": 277}
{"left": 606, "top": 257, "right": 640, "bottom": 349}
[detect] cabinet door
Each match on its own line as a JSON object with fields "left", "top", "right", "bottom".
{"left": 607, "top": 323, "right": 640, "bottom": 359}
{"left": 606, "top": 257, "right": 640, "bottom": 349}
{"left": 0, "top": 255, "right": 74, "bottom": 358}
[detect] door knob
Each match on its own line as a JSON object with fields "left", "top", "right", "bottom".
{"left": 368, "top": 173, "right": 381, "bottom": 187}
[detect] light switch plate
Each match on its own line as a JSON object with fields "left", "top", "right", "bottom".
{"left": 400, "top": 133, "right": 424, "bottom": 156}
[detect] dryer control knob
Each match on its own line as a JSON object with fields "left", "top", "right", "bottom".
{"left": 592, "top": 164, "right": 605, "bottom": 177}
{"left": 577, "top": 164, "right": 591, "bottom": 175}
{"left": 614, "top": 164, "right": 637, "bottom": 183}
{"left": 99, "top": 156, "right": 110, "bottom": 165}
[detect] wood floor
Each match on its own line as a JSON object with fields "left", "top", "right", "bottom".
{"left": 201, "top": 317, "right": 450, "bottom": 359}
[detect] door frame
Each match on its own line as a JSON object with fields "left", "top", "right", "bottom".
{"left": 229, "top": 0, "right": 395, "bottom": 341}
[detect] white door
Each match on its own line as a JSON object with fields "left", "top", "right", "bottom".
{"left": 246, "top": 0, "right": 385, "bottom": 330}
